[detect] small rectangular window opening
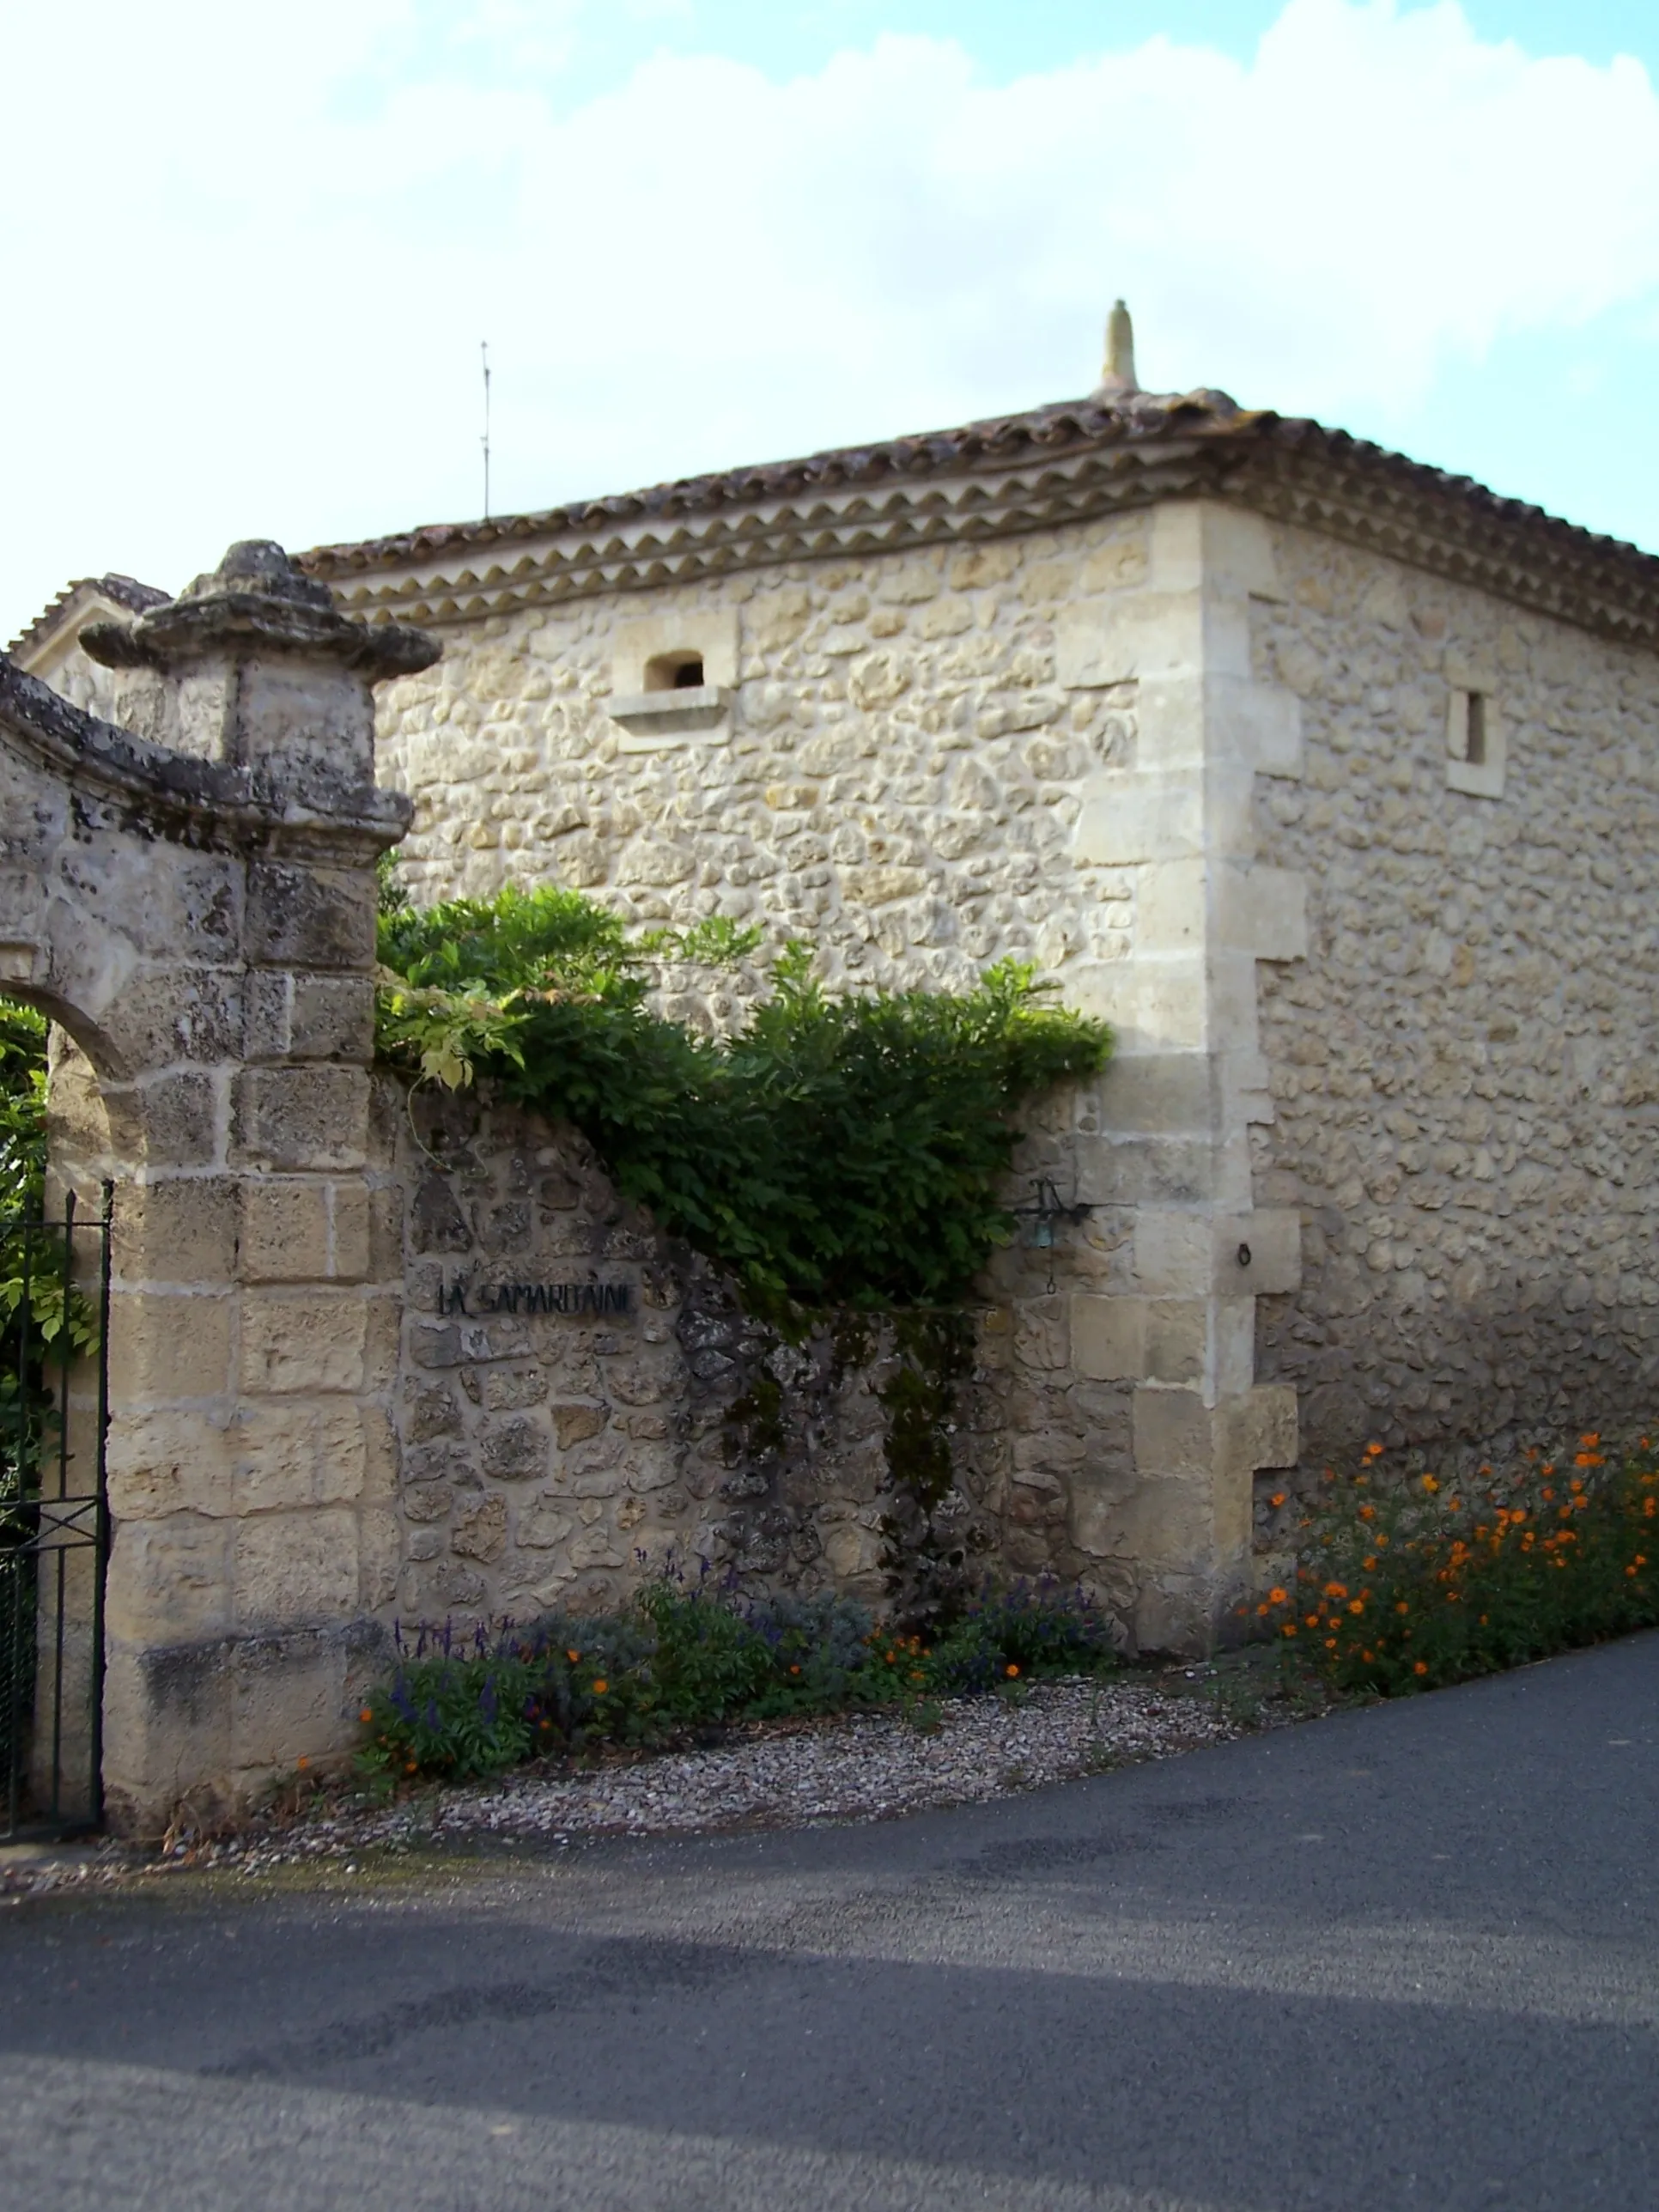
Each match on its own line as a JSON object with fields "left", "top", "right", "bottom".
{"left": 1464, "top": 690, "right": 1486, "bottom": 767}
{"left": 644, "top": 650, "right": 705, "bottom": 692}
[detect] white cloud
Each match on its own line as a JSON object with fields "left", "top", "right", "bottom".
{"left": 5, "top": 0, "right": 1659, "bottom": 639}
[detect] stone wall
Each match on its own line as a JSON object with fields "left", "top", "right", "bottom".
{"left": 377, "top": 1074, "right": 1145, "bottom": 1632}
{"left": 364, "top": 517, "right": 1166, "bottom": 1634}
{"left": 372, "top": 521, "right": 1148, "bottom": 996}
{"left": 1249, "top": 527, "right": 1659, "bottom": 1490}
{"left": 54, "top": 489, "right": 1650, "bottom": 1668}
{"left": 1, "top": 544, "right": 431, "bottom": 1832}
{"left": 367, "top": 500, "right": 1310, "bottom": 1650}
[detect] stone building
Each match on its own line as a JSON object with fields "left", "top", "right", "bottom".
{"left": 13, "top": 310, "right": 1659, "bottom": 1668}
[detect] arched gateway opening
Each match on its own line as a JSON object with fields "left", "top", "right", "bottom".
{"left": 0, "top": 544, "right": 435, "bottom": 1835}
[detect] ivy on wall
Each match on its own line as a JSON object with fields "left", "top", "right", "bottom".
{"left": 375, "top": 877, "right": 1111, "bottom": 1322}
{"left": 380, "top": 871, "right": 1111, "bottom": 1611}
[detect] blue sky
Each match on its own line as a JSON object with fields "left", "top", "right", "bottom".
{"left": 355, "top": 3, "right": 1659, "bottom": 104}
{"left": 5, "top": 2, "right": 1659, "bottom": 640}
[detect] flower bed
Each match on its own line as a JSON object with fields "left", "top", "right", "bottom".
{"left": 357, "top": 1571, "right": 1119, "bottom": 1789}
{"left": 1260, "top": 1432, "right": 1659, "bottom": 1694}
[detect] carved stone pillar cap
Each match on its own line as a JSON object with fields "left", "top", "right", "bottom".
{"left": 81, "top": 539, "right": 440, "bottom": 680}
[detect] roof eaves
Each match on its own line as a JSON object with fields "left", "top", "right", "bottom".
{"left": 7, "top": 574, "right": 172, "bottom": 663}
{"left": 288, "top": 386, "right": 1659, "bottom": 652}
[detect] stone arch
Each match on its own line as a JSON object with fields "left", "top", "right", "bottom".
{"left": 0, "top": 544, "right": 437, "bottom": 1833}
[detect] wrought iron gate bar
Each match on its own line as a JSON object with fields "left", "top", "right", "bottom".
{"left": 0, "top": 1184, "right": 113, "bottom": 1842}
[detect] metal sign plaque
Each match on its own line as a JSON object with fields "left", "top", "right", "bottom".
{"left": 436, "top": 1279, "right": 634, "bottom": 1319}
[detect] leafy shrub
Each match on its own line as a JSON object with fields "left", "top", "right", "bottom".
{"left": 739, "top": 1590, "right": 890, "bottom": 1717}
{"left": 374, "top": 883, "right": 1109, "bottom": 1316}
{"left": 356, "top": 1567, "right": 1120, "bottom": 1786}
{"left": 0, "top": 998, "right": 98, "bottom": 1527}
{"left": 1261, "top": 1432, "right": 1659, "bottom": 1694}
{"left": 926, "top": 1574, "right": 1121, "bottom": 1693}
{"left": 357, "top": 1623, "right": 544, "bottom": 1781}
{"left": 0, "top": 998, "right": 46, "bottom": 1218}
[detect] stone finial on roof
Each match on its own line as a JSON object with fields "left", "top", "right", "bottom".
{"left": 1095, "top": 299, "right": 1139, "bottom": 399}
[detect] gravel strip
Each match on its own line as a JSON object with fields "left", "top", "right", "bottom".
{"left": 417, "top": 1677, "right": 1244, "bottom": 1844}
{"left": 2, "top": 1674, "right": 1274, "bottom": 1899}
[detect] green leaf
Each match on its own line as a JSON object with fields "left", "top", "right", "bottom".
{"left": 374, "top": 884, "right": 1109, "bottom": 1312}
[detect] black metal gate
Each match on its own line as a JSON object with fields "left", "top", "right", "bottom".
{"left": 1, "top": 1187, "right": 112, "bottom": 1841}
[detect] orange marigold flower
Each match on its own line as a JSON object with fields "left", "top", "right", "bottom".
{"left": 592, "top": 1678, "right": 609, "bottom": 1695}
{"left": 1395, "top": 1601, "right": 1410, "bottom": 1615}
{"left": 1267, "top": 1586, "right": 1289, "bottom": 1605}
{"left": 296, "top": 1756, "right": 309, "bottom": 1771}
{"left": 1365, "top": 1442, "right": 1384, "bottom": 1459}
{"left": 1422, "top": 1475, "right": 1440, "bottom": 1494}
{"left": 1413, "top": 1661, "right": 1429, "bottom": 1676}
{"left": 1281, "top": 1623, "right": 1297, "bottom": 1638}
{"left": 1305, "top": 1614, "right": 1322, "bottom": 1629}
{"left": 1324, "top": 1581, "right": 1348, "bottom": 1600}
{"left": 1363, "top": 1556, "right": 1377, "bottom": 1571}
{"left": 1323, "top": 1638, "right": 1338, "bottom": 1650}
{"left": 1581, "top": 1432, "right": 1601, "bottom": 1448}
{"left": 1626, "top": 1565, "right": 1639, "bottom": 1578}
{"left": 360, "top": 1706, "right": 374, "bottom": 1723}
{"left": 1348, "top": 1600, "right": 1364, "bottom": 1616}
{"left": 1358, "top": 1504, "right": 1376, "bottom": 1522}
{"left": 1270, "top": 1492, "right": 1287, "bottom": 1508}
{"left": 566, "top": 1650, "right": 581, "bottom": 1664}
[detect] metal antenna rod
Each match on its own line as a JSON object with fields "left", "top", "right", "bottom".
{"left": 480, "top": 340, "right": 492, "bottom": 520}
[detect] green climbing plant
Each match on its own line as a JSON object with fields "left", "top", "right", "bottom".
{"left": 374, "top": 879, "right": 1110, "bottom": 1319}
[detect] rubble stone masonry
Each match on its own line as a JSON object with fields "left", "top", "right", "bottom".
{"left": 17, "top": 379, "right": 1658, "bottom": 1764}
{"left": 1249, "top": 526, "right": 1659, "bottom": 1486}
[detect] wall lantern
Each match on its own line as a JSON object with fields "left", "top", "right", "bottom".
{"left": 1013, "top": 1177, "right": 1096, "bottom": 1287}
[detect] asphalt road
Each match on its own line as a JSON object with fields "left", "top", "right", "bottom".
{"left": 3, "top": 1635, "right": 1657, "bottom": 2212}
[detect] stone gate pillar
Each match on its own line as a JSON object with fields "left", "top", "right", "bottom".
{"left": 70, "top": 543, "right": 438, "bottom": 1833}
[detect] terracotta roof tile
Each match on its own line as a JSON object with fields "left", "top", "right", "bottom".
{"left": 294, "top": 385, "right": 1659, "bottom": 647}
{"left": 7, "top": 574, "right": 171, "bottom": 662}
